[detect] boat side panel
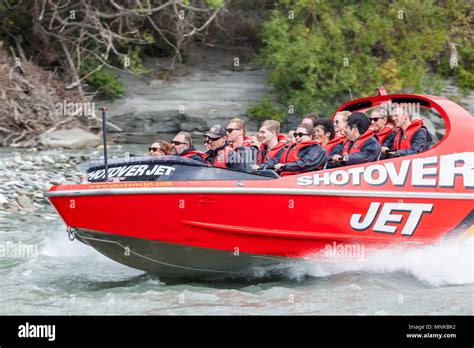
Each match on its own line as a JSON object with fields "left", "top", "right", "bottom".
{"left": 49, "top": 193, "right": 472, "bottom": 257}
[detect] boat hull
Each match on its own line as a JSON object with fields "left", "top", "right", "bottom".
{"left": 74, "top": 228, "right": 289, "bottom": 280}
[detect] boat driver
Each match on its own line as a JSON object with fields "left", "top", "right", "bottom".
{"left": 203, "top": 125, "right": 245, "bottom": 171}
{"left": 329, "top": 112, "right": 381, "bottom": 167}
{"left": 171, "top": 131, "right": 205, "bottom": 162}
{"left": 381, "top": 104, "right": 432, "bottom": 157}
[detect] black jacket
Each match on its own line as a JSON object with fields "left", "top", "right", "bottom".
{"left": 205, "top": 143, "right": 245, "bottom": 171}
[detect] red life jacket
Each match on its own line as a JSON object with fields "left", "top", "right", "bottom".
{"left": 229, "top": 136, "right": 256, "bottom": 149}
{"left": 204, "top": 146, "right": 234, "bottom": 168}
{"left": 277, "top": 134, "right": 287, "bottom": 143}
{"left": 242, "top": 136, "right": 255, "bottom": 147}
{"left": 342, "top": 129, "right": 376, "bottom": 156}
{"left": 393, "top": 119, "right": 425, "bottom": 150}
{"left": 280, "top": 140, "right": 321, "bottom": 176}
{"left": 324, "top": 134, "right": 345, "bottom": 156}
{"left": 257, "top": 142, "right": 287, "bottom": 164}
{"left": 376, "top": 123, "right": 395, "bottom": 145}
{"left": 181, "top": 150, "right": 205, "bottom": 160}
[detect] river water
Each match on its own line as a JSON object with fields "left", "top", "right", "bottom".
{"left": 0, "top": 145, "right": 472, "bottom": 315}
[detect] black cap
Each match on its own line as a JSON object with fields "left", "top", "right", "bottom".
{"left": 205, "top": 124, "right": 226, "bottom": 139}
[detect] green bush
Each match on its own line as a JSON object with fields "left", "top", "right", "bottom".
{"left": 118, "top": 48, "right": 152, "bottom": 75}
{"left": 80, "top": 59, "right": 125, "bottom": 100}
{"left": 247, "top": 96, "right": 287, "bottom": 122}
{"left": 259, "top": 0, "right": 474, "bottom": 115}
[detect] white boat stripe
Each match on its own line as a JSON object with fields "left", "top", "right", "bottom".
{"left": 44, "top": 187, "right": 473, "bottom": 200}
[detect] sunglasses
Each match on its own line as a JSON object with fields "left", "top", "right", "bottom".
{"left": 370, "top": 117, "right": 382, "bottom": 123}
{"left": 294, "top": 132, "right": 309, "bottom": 138}
{"left": 226, "top": 128, "right": 240, "bottom": 134}
{"left": 172, "top": 141, "right": 188, "bottom": 146}
{"left": 206, "top": 137, "right": 221, "bottom": 142}
{"left": 149, "top": 147, "right": 164, "bottom": 152}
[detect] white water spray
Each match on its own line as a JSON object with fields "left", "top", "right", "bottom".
{"left": 289, "top": 236, "right": 474, "bottom": 286}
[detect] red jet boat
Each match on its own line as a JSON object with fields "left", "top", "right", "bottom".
{"left": 45, "top": 93, "right": 474, "bottom": 280}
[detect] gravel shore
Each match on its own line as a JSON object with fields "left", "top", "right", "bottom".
{"left": 0, "top": 153, "right": 90, "bottom": 214}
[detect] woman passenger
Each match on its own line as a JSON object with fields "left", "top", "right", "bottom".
{"left": 274, "top": 123, "right": 327, "bottom": 176}
{"left": 314, "top": 119, "right": 341, "bottom": 158}
{"left": 148, "top": 140, "right": 173, "bottom": 157}
{"left": 369, "top": 109, "right": 395, "bottom": 145}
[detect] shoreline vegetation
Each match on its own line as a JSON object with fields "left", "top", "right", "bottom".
{"left": 0, "top": 0, "right": 472, "bottom": 147}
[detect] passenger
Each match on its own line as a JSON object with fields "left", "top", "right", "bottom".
{"left": 333, "top": 111, "right": 351, "bottom": 137}
{"left": 171, "top": 131, "right": 205, "bottom": 162}
{"left": 251, "top": 120, "right": 287, "bottom": 171}
{"left": 277, "top": 133, "right": 288, "bottom": 144}
{"left": 251, "top": 132, "right": 261, "bottom": 148}
{"left": 369, "top": 109, "right": 395, "bottom": 145}
{"left": 148, "top": 140, "right": 172, "bottom": 157}
{"left": 274, "top": 123, "right": 327, "bottom": 176}
{"left": 314, "top": 119, "right": 340, "bottom": 158}
{"left": 226, "top": 117, "right": 258, "bottom": 172}
{"left": 301, "top": 113, "right": 319, "bottom": 128}
{"left": 381, "top": 105, "right": 432, "bottom": 157}
{"left": 287, "top": 130, "right": 296, "bottom": 146}
{"left": 226, "top": 117, "right": 256, "bottom": 148}
{"left": 329, "top": 112, "right": 381, "bottom": 167}
{"left": 302, "top": 113, "right": 320, "bottom": 140}
{"left": 203, "top": 125, "right": 245, "bottom": 171}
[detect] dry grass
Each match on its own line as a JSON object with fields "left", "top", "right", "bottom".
{"left": 0, "top": 43, "right": 89, "bottom": 147}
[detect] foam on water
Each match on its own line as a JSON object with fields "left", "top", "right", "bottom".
{"left": 40, "top": 231, "right": 96, "bottom": 258}
{"left": 284, "top": 236, "right": 474, "bottom": 286}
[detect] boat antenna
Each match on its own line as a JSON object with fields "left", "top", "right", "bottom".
{"left": 348, "top": 88, "right": 353, "bottom": 100}
{"left": 100, "top": 106, "right": 109, "bottom": 182}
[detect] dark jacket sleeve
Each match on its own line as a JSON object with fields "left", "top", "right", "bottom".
{"left": 346, "top": 137, "right": 381, "bottom": 165}
{"left": 328, "top": 144, "right": 342, "bottom": 158}
{"left": 189, "top": 154, "right": 204, "bottom": 162}
{"left": 382, "top": 131, "right": 396, "bottom": 148}
{"left": 283, "top": 144, "right": 327, "bottom": 172}
{"left": 261, "top": 147, "right": 286, "bottom": 169}
{"left": 236, "top": 146, "right": 258, "bottom": 172}
{"left": 227, "top": 150, "right": 245, "bottom": 171}
{"left": 395, "top": 128, "right": 430, "bottom": 157}
{"left": 326, "top": 143, "right": 344, "bottom": 168}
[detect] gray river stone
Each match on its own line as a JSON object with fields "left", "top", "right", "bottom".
{"left": 41, "top": 155, "right": 55, "bottom": 164}
{"left": 19, "top": 162, "right": 34, "bottom": 171}
{"left": 14, "top": 188, "right": 29, "bottom": 196}
{"left": 16, "top": 196, "right": 33, "bottom": 209}
{"left": 0, "top": 193, "right": 7, "bottom": 205}
{"left": 37, "top": 128, "right": 101, "bottom": 149}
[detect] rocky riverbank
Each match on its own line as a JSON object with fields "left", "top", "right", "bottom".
{"left": 0, "top": 152, "right": 88, "bottom": 216}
